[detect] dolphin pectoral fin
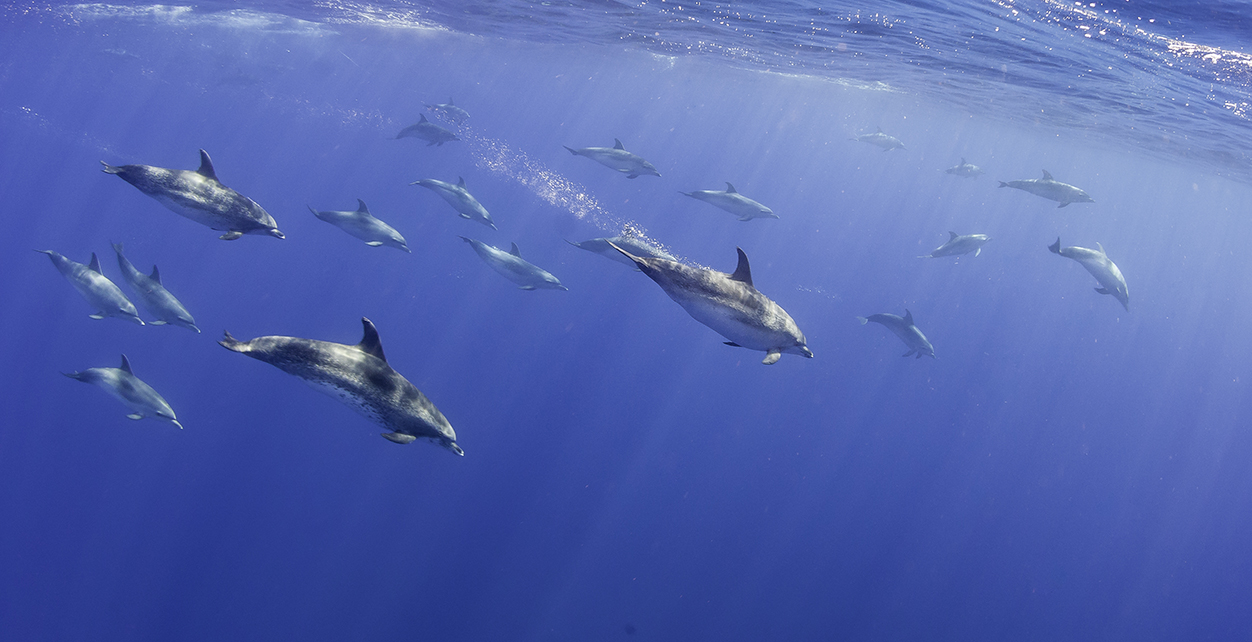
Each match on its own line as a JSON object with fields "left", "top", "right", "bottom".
{"left": 1058, "top": 202, "right": 1069, "bottom": 208}
{"left": 126, "top": 413, "right": 143, "bottom": 420}
{"left": 627, "top": 174, "right": 639, "bottom": 179}
{"left": 519, "top": 285, "right": 536, "bottom": 290}
{"left": 171, "top": 420, "right": 184, "bottom": 430}
{"left": 219, "top": 231, "right": 244, "bottom": 240}
{"left": 89, "top": 314, "right": 105, "bottom": 320}
{"left": 458, "top": 213, "right": 471, "bottom": 219}
{"left": 974, "top": 248, "right": 981, "bottom": 257}
{"left": 366, "top": 241, "right": 383, "bottom": 246}
{"left": 150, "top": 320, "right": 168, "bottom": 325}
{"left": 762, "top": 351, "right": 782, "bottom": 365}
{"left": 915, "top": 352, "right": 924, "bottom": 359}
{"left": 723, "top": 341, "right": 742, "bottom": 347}
{"left": 902, "top": 350, "right": 916, "bottom": 357}
{"left": 382, "top": 432, "right": 417, "bottom": 445}
{"left": 917, "top": 255, "right": 932, "bottom": 259}
{"left": 1095, "top": 287, "right": 1110, "bottom": 294}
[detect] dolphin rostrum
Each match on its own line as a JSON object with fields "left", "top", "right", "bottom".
{"left": 101, "top": 149, "right": 284, "bottom": 240}
{"left": 410, "top": 177, "right": 497, "bottom": 230}
{"left": 1048, "top": 237, "right": 1129, "bottom": 310}
{"left": 64, "top": 354, "right": 182, "bottom": 429}
{"left": 858, "top": 310, "right": 935, "bottom": 359}
{"left": 564, "top": 139, "right": 661, "bottom": 179}
{"left": 460, "top": 237, "right": 567, "bottom": 291}
{"left": 567, "top": 231, "right": 678, "bottom": 270}
{"left": 309, "top": 200, "right": 410, "bottom": 253}
{"left": 680, "top": 183, "right": 777, "bottom": 221}
{"left": 396, "top": 114, "right": 459, "bottom": 146}
{"left": 944, "top": 158, "right": 985, "bottom": 178}
{"left": 111, "top": 243, "right": 199, "bottom": 332}
{"left": 918, "top": 232, "right": 991, "bottom": 259}
{"left": 609, "top": 244, "right": 812, "bottom": 365}
{"left": 424, "top": 98, "right": 469, "bottom": 125}
{"left": 37, "top": 250, "right": 144, "bottom": 325}
{"left": 219, "top": 318, "right": 463, "bottom": 454}
{"left": 852, "top": 127, "right": 906, "bottom": 151}
{"left": 999, "top": 170, "right": 1094, "bottom": 208}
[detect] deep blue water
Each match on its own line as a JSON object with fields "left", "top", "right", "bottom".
{"left": 2, "top": 2, "right": 1252, "bottom": 640}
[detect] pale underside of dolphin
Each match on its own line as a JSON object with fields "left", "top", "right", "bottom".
{"left": 111, "top": 242, "right": 199, "bottom": 332}
{"left": 918, "top": 232, "right": 991, "bottom": 259}
{"left": 64, "top": 354, "right": 183, "bottom": 429}
{"left": 680, "top": 182, "right": 777, "bottom": 221}
{"left": 859, "top": 309, "right": 935, "bottom": 359}
{"left": 1048, "top": 237, "right": 1129, "bottom": 310}
{"left": 999, "top": 170, "right": 1094, "bottom": 208}
{"left": 101, "top": 149, "right": 284, "bottom": 240}
{"left": 564, "top": 139, "right": 661, "bottom": 179}
{"left": 309, "top": 199, "right": 410, "bottom": 252}
{"left": 38, "top": 249, "right": 144, "bottom": 325}
{"left": 608, "top": 243, "right": 813, "bottom": 365}
{"left": 219, "top": 318, "right": 462, "bottom": 455}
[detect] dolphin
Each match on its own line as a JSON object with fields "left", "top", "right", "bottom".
{"left": 999, "top": 170, "right": 1094, "bottom": 208}
{"left": 424, "top": 98, "right": 470, "bottom": 125}
{"left": 566, "top": 232, "right": 678, "bottom": 270}
{"left": 37, "top": 250, "right": 144, "bottom": 326}
{"left": 101, "top": 149, "right": 284, "bottom": 240}
{"left": 460, "top": 237, "right": 567, "bottom": 291}
{"left": 410, "top": 177, "right": 497, "bottom": 230}
{"left": 918, "top": 232, "right": 991, "bottom": 259}
{"left": 944, "top": 158, "right": 985, "bottom": 178}
{"left": 609, "top": 243, "right": 812, "bottom": 365}
{"left": 309, "top": 200, "right": 410, "bottom": 253}
{"left": 111, "top": 243, "right": 199, "bottom": 332}
{"left": 64, "top": 354, "right": 182, "bottom": 429}
{"left": 219, "top": 318, "right": 462, "bottom": 454}
{"left": 680, "top": 183, "right": 777, "bottom": 221}
{"left": 858, "top": 310, "right": 935, "bottom": 359}
{"left": 852, "top": 127, "right": 906, "bottom": 151}
{"left": 396, "top": 114, "right": 459, "bottom": 146}
{"left": 1048, "top": 237, "right": 1129, "bottom": 310}
{"left": 564, "top": 139, "right": 660, "bottom": 179}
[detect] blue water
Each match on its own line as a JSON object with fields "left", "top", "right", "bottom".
{"left": 2, "top": 1, "right": 1252, "bottom": 640}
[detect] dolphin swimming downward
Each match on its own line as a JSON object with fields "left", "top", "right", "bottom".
{"left": 38, "top": 250, "right": 144, "bottom": 325}
{"left": 859, "top": 310, "right": 935, "bottom": 359}
{"left": 64, "top": 354, "right": 182, "bottom": 429}
{"left": 1048, "top": 237, "right": 1129, "bottom": 310}
{"left": 111, "top": 243, "right": 199, "bottom": 332}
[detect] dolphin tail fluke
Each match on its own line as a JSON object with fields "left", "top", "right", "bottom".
{"left": 1048, "top": 238, "right": 1061, "bottom": 254}
{"left": 563, "top": 145, "right": 580, "bottom": 156}
{"left": 998, "top": 181, "right": 1008, "bottom": 188}
{"left": 917, "top": 255, "right": 932, "bottom": 259}
{"left": 62, "top": 371, "right": 85, "bottom": 381}
{"left": 219, "top": 331, "right": 245, "bottom": 352}
{"left": 100, "top": 161, "right": 122, "bottom": 174}
{"left": 857, "top": 316, "right": 869, "bottom": 325}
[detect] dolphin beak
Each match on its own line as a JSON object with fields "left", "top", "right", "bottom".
{"left": 269, "top": 229, "right": 286, "bottom": 239}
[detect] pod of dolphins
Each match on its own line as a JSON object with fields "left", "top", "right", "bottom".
{"left": 43, "top": 105, "right": 1128, "bottom": 457}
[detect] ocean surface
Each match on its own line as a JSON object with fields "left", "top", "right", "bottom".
{"left": 2, "top": 1, "right": 1251, "bottom": 640}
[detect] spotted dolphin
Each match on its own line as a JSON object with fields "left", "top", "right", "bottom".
{"left": 219, "top": 318, "right": 462, "bottom": 454}
{"left": 918, "top": 232, "right": 991, "bottom": 259}
{"left": 64, "top": 354, "right": 182, "bottom": 429}
{"left": 424, "top": 98, "right": 470, "bottom": 125}
{"left": 1048, "top": 237, "right": 1129, "bottom": 310}
{"left": 410, "top": 177, "right": 497, "bottom": 230}
{"left": 111, "top": 243, "right": 199, "bottom": 332}
{"left": 37, "top": 250, "right": 143, "bottom": 325}
{"left": 310, "top": 200, "right": 410, "bottom": 252}
{"left": 396, "top": 114, "right": 459, "bottom": 146}
{"left": 609, "top": 244, "right": 812, "bottom": 365}
{"left": 680, "top": 183, "right": 777, "bottom": 221}
{"left": 101, "top": 149, "right": 284, "bottom": 240}
{"left": 460, "top": 237, "right": 567, "bottom": 291}
{"left": 944, "top": 158, "right": 985, "bottom": 178}
{"left": 999, "top": 170, "right": 1094, "bottom": 208}
{"left": 858, "top": 310, "right": 935, "bottom": 359}
{"left": 852, "top": 127, "right": 906, "bottom": 151}
{"left": 564, "top": 139, "right": 661, "bottom": 179}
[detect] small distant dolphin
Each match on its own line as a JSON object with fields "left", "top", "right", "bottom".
{"left": 918, "top": 232, "right": 991, "bottom": 259}
{"left": 220, "top": 318, "right": 462, "bottom": 454}
{"left": 37, "top": 250, "right": 144, "bottom": 326}
{"left": 1048, "top": 237, "right": 1129, "bottom": 310}
{"left": 64, "top": 354, "right": 182, "bottom": 429}
{"left": 852, "top": 127, "right": 906, "bottom": 151}
{"left": 424, "top": 98, "right": 469, "bottom": 125}
{"left": 410, "top": 177, "right": 497, "bottom": 230}
{"left": 101, "top": 149, "right": 284, "bottom": 240}
{"left": 564, "top": 139, "right": 661, "bottom": 179}
{"left": 680, "top": 183, "right": 777, "bottom": 221}
{"left": 999, "top": 170, "right": 1094, "bottom": 208}
{"left": 460, "top": 237, "right": 567, "bottom": 290}
{"left": 566, "top": 232, "right": 677, "bottom": 269}
{"left": 396, "top": 114, "right": 459, "bottom": 146}
{"left": 111, "top": 243, "right": 199, "bottom": 332}
{"left": 858, "top": 310, "right": 935, "bottom": 359}
{"left": 309, "top": 200, "right": 410, "bottom": 253}
{"left": 944, "top": 158, "right": 985, "bottom": 178}
{"left": 609, "top": 244, "right": 812, "bottom": 365}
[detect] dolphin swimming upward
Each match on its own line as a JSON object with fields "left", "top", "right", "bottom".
{"left": 609, "top": 244, "right": 812, "bottom": 365}
{"left": 220, "top": 318, "right": 463, "bottom": 454}
{"left": 999, "top": 170, "right": 1094, "bottom": 208}
{"left": 1048, "top": 237, "right": 1129, "bottom": 310}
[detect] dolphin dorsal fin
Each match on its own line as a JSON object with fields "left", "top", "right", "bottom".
{"left": 150, "top": 265, "right": 162, "bottom": 284}
{"left": 197, "top": 149, "right": 218, "bottom": 180}
{"left": 730, "top": 248, "right": 753, "bottom": 286}
{"left": 1041, "top": 169, "right": 1054, "bottom": 180}
{"left": 613, "top": 138, "right": 625, "bottom": 150}
{"left": 725, "top": 182, "right": 737, "bottom": 193}
{"left": 419, "top": 114, "right": 429, "bottom": 123}
{"left": 88, "top": 253, "right": 102, "bottom": 274}
{"left": 357, "top": 317, "right": 387, "bottom": 362}
{"left": 961, "top": 157, "right": 966, "bottom": 164}
{"left": 356, "top": 199, "right": 370, "bottom": 214}
{"left": 903, "top": 309, "right": 915, "bottom": 326}
{"left": 1096, "top": 241, "right": 1106, "bottom": 254}
{"left": 457, "top": 176, "right": 466, "bottom": 188}
{"left": 448, "top": 97, "right": 455, "bottom": 105}
{"left": 510, "top": 242, "right": 521, "bottom": 257}
{"left": 949, "top": 231, "right": 959, "bottom": 240}
{"left": 119, "top": 354, "right": 133, "bottom": 374}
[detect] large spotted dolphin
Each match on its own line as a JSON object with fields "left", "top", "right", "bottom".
{"left": 111, "top": 243, "right": 199, "bottom": 332}
{"left": 64, "top": 354, "right": 182, "bottom": 429}
{"left": 999, "top": 170, "right": 1094, "bottom": 208}
{"left": 564, "top": 139, "right": 661, "bottom": 179}
{"left": 1048, "top": 237, "right": 1129, "bottom": 310}
{"left": 101, "top": 149, "right": 284, "bottom": 240}
{"left": 858, "top": 310, "right": 935, "bottom": 359}
{"left": 219, "top": 318, "right": 463, "bottom": 455}
{"left": 609, "top": 244, "right": 813, "bottom": 365}
{"left": 38, "top": 250, "right": 144, "bottom": 325}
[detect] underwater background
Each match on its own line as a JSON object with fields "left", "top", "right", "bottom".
{"left": 2, "top": 1, "right": 1252, "bottom": 640}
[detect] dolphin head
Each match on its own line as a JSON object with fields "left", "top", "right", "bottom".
{"left": 639, "top": 161, "right": 661, "bottom": 177}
